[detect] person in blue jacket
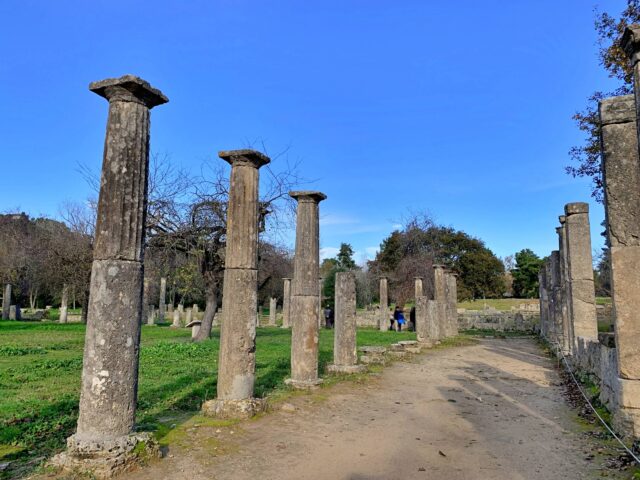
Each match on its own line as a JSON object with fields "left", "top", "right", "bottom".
{"left": 393, "top": 305, "right": 406, "bottom": 332}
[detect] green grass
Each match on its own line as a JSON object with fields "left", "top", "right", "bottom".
{"left": 596, "top": 297, "right": 612, "bottom": 306}
{"left": 456, "top": 298, "right": 539, "bottom": 311}
{"left": 0, "top": 321, "right": 414, "bottom": 476}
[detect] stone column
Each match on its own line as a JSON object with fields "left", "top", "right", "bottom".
{"left": 433, "top": 264, "right": 448, "bottom": 337}
{"left": 378, "top": 276, "right": 388, "bottom": 331}
{"left": 286, "top": 191, "right": 327, "bottom": 389}
{"left": 202, "top": 149, "right": 270, "bottom": 419}
{"left": 282, "top": 278, "right": 292, "bottom": 328}
{"left": 158, "top": 277, "right": 167, "bottom": 322}
{"left": 544, "top": 258, "right": 556, "bottom": 342}
{"left": 558, "top": 216, "right": 574, "bottom": 355}
{"left": 564, "top": 203, "right": 598, "bottom": 346}
{"left": 171, "top": 309, "right": 181, "bottom": 327}
{"left": 147, "top": 305, "right": 155, "bottom": 326}
{"left": 538, "top": 265, "right": 548, "bottom": 338}
{"left": 414, "top": 277, "right": 423, "bottom": 299}
{"left": 445, "top": 272, "right": 458, "bottom": 336}
{"left": 599, "top": 90, "right": 640, "bottom": 436}
{"left": 327, "top": 272, "right": 365, "bottom": 373}
{"left": 318, "top": 277, "right": 324, "bottom": 328}
{"left": 549, "top": 251, "right": 565, "bottom": 349}
{"left": 2, "top": 284, "right": 11, "bottom": 320}
{"left": 185, "top": 307, "right": 192, "bottom": 327}
{"left": 54, "top": 75, "right": 167, "bottom": 474}
{"left": 269, "top": 297, "right": 277, "bottom": 326}
{"left": 9, "top": 305, "right": 16, "bottom": 320}
{"left": 59, "top": 284, "right": 69, "bottom": 324}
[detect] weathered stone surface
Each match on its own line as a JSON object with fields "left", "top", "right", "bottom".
{"left": 538, "top": 264, "right": 548, "bottom": 337}
{"left": 158, "top": 277, "right": 166, "bottom": 322}
{"left": 172, "top": 309, "right": 181, "bottom": 328}
{"left": 61, "top": 75, "right": 166, "bottom": 474}
{"left": 2, "top": 284, "right": 10, "bottom": 320}
{"left": 211, "top": 150, "right": 269, "bottom": 417}
{"left": 558, "top": 217, "right": 574, "bottom": 355}
{"left": 147, "top": 305, "right": 155, "bottom": 326}
{"left": 358, "top": 346, "right": 387, "bottom": 354}
{"left": 59, "top": 284, "right": 69, "bottom": 324}
{"left": 9, "top": 305, "right": 16, "bottom": 320}
{"left": 288, "top": 191, "right": 326, "bottom": 388}
{"left": 564, "top": 203, "right": 597, "bottom": 342}
{"left": 415, "top": 296, "right": 429, "bottom": 343}
{"left": 414, "top": 277, "right": 423, "bottom": 299}
{"left": 378, "top": 276, "right": 389, "bottom": 331}
{"left": 328, "top": 272, "right": 360, "bottom": 372}
{"left": 445, "top": 273, "right": 458, "bottom": 337}
{"left": 201, "top": 397, "right": 267, "bottom": 420}
{"left": 76, "top": 260, "right": 143, "bottom": 440}
{"left": 269, "top": 297, "right": 277, "bottom": 326}
{"left": 51, "top": 431, "right": 160, "bottom": 479}
{"left": 217, "top": 267, "right": 258, "bottom": 399}
{"left": 185, "top": 307, "right": 192, "bottom": 327}
{"left": 289, "top": 294, "right": 321, "bottom": 387}
{"left": 186, "top": 319, "right": 201, "bottom": 339}
{"left": 282, "top": 278, "right": 291, "bottom": 328}
{"left": 600, "top": 94, "right": 640, "bottom": 381}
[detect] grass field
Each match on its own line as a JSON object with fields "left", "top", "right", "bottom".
{"left": 0, "top": 321, "right": 415, "bottom": 476}
{"left": 456, "top": 298, "right": 539, "bottom": 311}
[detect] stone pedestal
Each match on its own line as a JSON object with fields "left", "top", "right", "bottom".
{"left": 2, "top": 284, "right": 10, "bottom": 320}
{"left": 564, "top": 203, "right": 598, "bottom": 345}
{"left": 59, "top": 284, "right": 69, "bottom": 324}
{"left": 599, "top": 87, "right": 640, "bottom": 437}
{"left": 287, "top": 191, "right": 326, "bottom": 389}
{"left": 282, "top": 278, "right": 291, "bottom": 328}
{"left": 378, "top": 276, "right": 388, "bottom": 331}
{"left": 158, "top": 277, "right": 166, "bottom": 322}
{"left": 172, "top": 309, "right": 181, "bottom": 328}
{"left": 203, "top": 149, "right": 270, "bottom": 419}
{"left": 185, "top": 308, "right": 192, "bottom": 326}
{"left": 415, "top": 296, "right": 434, "bottom": 345}
{"left": 269, "top": 297, "right": 277, "bottom": 326}
{"left": 52, "top": 75, "right": 166, "bottom": 477}
{"left": 9, "top": 305, "right": 16, "bottom": 320}
{"left": 432, "top": 265, "right": 448, "bottom": 337}
{"left": 327, "top": 272, "right": 365, "bottom": 374}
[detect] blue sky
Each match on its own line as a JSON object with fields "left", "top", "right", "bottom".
{"left": 0, "top": 0, "right": 625, "bottom": 264}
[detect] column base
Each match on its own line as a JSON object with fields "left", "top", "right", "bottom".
{"left": 326, "top": 364, "right": 367, "bottom": 374}
{"left": 285, "top": 378, "right": 323, "bottom": 389}
{"left": 50, "top": 432, "right": 159, "bottom": 479}
{"left": 201, "top": 398, "right": 267, "bottom": 419}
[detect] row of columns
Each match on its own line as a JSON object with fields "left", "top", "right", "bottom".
{"left": 414, "top": 265, "right": 458, "bottom": 344}
{"left": 539, "top": 23, "right": 640, "bottom": 440}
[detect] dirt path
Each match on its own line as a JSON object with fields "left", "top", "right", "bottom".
{"left": 123, "top": 338, "right": 619, "bottom": 480}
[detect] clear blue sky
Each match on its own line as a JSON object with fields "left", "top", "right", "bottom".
{"left": 0, "top": 0, "right": 625, "bottom": 264}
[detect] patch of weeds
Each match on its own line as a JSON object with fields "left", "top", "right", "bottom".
{"left": 0, "top": 345, "right": 47, "bottom": 356}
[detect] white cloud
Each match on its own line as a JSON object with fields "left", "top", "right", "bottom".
{"left": 320, "top": 247, "right": 340, "bottom": 260}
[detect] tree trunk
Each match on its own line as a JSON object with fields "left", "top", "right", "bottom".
{"left": 194, "top": 287, "right": 218, "bottom": 342}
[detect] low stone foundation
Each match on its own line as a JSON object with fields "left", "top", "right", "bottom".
{"left": 50, "top": 432, "right": 160, "bottom": 478}
{"left": 326, "top": 364, "right": 367, "bottom": 374}
{"left": 201, "top": 397, "right": 267, "bottom": 419}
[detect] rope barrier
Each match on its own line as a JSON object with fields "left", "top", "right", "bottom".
{"left": 549, "top": 338, "right": 640, "bottom": 465}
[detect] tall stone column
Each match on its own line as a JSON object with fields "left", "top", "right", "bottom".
{"left": 2, "top": 284, "right": 10, "bottom": 320}
{"left": 416, "top": 296, "right": 439, "bottom": 345}
{"left": 433, "top": 264, "right": 448, "bottom": 337}
{"left": 378, "top": 276, "right": 388, "bottom": 331}
{"left": 558, "top": 216, "right": 574, "bottom": 355}
{"left": 282, "top": 278, "right": 292, "bottom": 328}
{"left": 327, "top": 272, "right": 365, "bottom": 373}
{"left": 564, "top": 203, "right": 598, "bottom": 348}
{"left": 158, "top": 277, "right": 167, "bottom": 322}
{"left": 286, "top": 191, "right": 327, "bottom": 389}
{"left": 202, "top": 149, "right": 270, "bottom": 419}
{"left": 414, "top": 277, "right": 423, "bottom": 299}
{"left": 269, "top": 297, "right": 277, "bottom": 326}
{"left": 538, "top": 265, "right": 548, "bottom": 338}
{"left": 599, "top": 91, "right": 640, "bottom": 436}
{"left": 445, "top": 272, "right": 458, "bottom": 336}
{"left": 59, "top": 284, "right": 69, "bottom": 324}
{"left": 53, "top": 75, "right": 167, "bottom": 475}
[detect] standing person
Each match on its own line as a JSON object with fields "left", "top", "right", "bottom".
{"left": 324, "top": 305, "right": 332, "bottom": 329}
{"left": 388, "top": 306, "right": 395, "bottom": 331}
{"left": 394, "top": 305, "right": 406, "bottom": 332}
{"left": 328, "top": 306, "right": 335, "bottom": 329}
{"left": 409, "top": 306, "right": 416, "bottom": 332}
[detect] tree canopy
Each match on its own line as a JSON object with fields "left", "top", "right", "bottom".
{"left": 511, "top": 249, "right": 544, "bottom": 299}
